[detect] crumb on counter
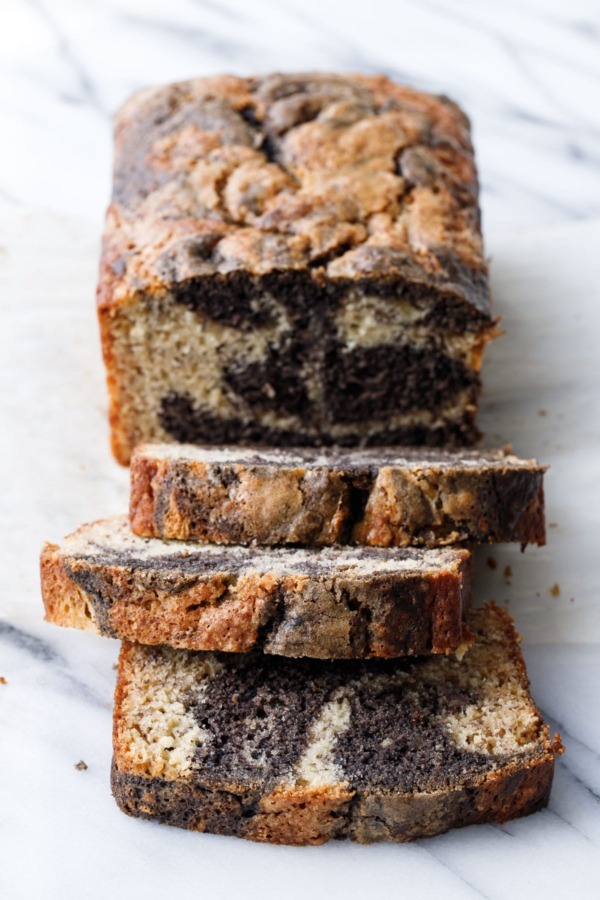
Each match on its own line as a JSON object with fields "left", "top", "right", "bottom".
{"left": 549, "top": 583, "right": 561, "bottom": 597}
{"left": 75, "top": 760, "right": 88, "bottom": 771}
{"left": 0, "top": 676, "right": 7, "bottom": 685}
{"left": 487, "top": 557, "right": 498, "bottom": 570}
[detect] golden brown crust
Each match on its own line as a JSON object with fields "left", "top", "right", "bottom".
{"left": 39, "top": 544, "right": 98, "bottom": 633}
{"left": 112, "top": 639, "right": 134, "bottom": 769}
{"left": 354, "top": 464, "right": 547, "bottom": 547}
{"left": 111, "top": 752, "right": 555, "bottom": 843}
{"left": 129, "top": 445, "right": 546, "bottom": 547}
{"left": 99, "top": 73, "right": 488, "bottom": 308}
{"left": 129, "top": 448, "right": 351, "bottom": 545}
{"left": 40, "top": 518, "right": 471, "bottom": 658}
{"left": 245, "top": 785, "right": 355, "bottom": 845}
{"left": 43, "top": 559, "right": 281, "bottom": 653}
{"left": 128, "top": 453, "right": 160, "bottom": 536}
{"left": 97, "top": 301, "right": 133, "bottom": 465}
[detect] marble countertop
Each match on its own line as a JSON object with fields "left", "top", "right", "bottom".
{"left": 2, "top": 1, "right": 600, "bottom": 897}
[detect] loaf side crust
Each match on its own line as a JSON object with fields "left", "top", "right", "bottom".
{"left": 111, "top": 753, "right": 555, "bottom": 844}
{"left": 129, "top": 443, "right": 546, "bottom": 546}
{"left": 40, "top": 516, "right": 472, "bottom": 658}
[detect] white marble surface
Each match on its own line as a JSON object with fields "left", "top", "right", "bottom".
{"left": 1, "top": 210, "right": 600, "bottom": 898}
{"left": 2, "top": 1, "right": 600, "bottom": 896}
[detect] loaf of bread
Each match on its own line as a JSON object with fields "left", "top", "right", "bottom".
{"left": 130, "top": 443, "right": 546, "bottom": 546}
{"left": 40, "top": 515, "right": 471, "bottom": 658}
{"left": 111, "top": 604, "right": 561, "bottom": 845}
{"left": 98, "top": 73, "right": 496, "bottom": 464}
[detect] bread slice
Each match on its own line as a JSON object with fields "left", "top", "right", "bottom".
{"left": 40, "top": 515, "right": 471, "bottom": 658}
{"left": 111, "top": 604, "right": 561, "bottom": 845}
{"left": 130, "top": 443, "right": 546, "bottom": 547}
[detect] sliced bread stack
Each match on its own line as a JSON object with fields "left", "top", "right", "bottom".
{"left": 40, "top": 443, "right": 561, "bottom": 844}
{"left": 40, "top": 72, "right": 562, "bottom": 845}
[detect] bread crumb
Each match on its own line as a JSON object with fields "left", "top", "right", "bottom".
{"left": 538, "top": 409, "right": 547, "bottom": 417}
{"left": 75, "top": 760, "right": 88, "bottom": 771}
{"left": 503, "top": 565, "right": 512, "bottom": 582}
{"left": 486, "top": 557, "right": 498, "bottom": 571}
{"left": 0, "top": 676, "right": 7, "bottom": 685}
{"left": 549, "top": 583, "right": 561, "bottom": 597}
{"left": 549, "top": 522, "right": 558, "bottom": 529}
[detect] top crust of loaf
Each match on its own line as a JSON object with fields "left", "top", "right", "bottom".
{"left": 99, "top": 73, "right": 489, "bottom": 317}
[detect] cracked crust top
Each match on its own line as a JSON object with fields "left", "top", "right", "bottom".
{"left": 99, "top": 73, "right": 489, "bottom": 317}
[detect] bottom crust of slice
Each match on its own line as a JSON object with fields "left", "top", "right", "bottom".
{"left": 111, "top": 754, "right": 555, "bottom": 845}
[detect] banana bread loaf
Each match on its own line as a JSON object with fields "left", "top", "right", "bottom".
{"left": 40, "top": 515, "right": 471, "bottom": 658}
{"left": 130, "top": 443, "right": 546, "bottom": 546}
{"left": 98, "top": 73, "right": 496, "bottom": 464}
{"left": 111, "top": 604, "right": 561, "bottom": 844}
